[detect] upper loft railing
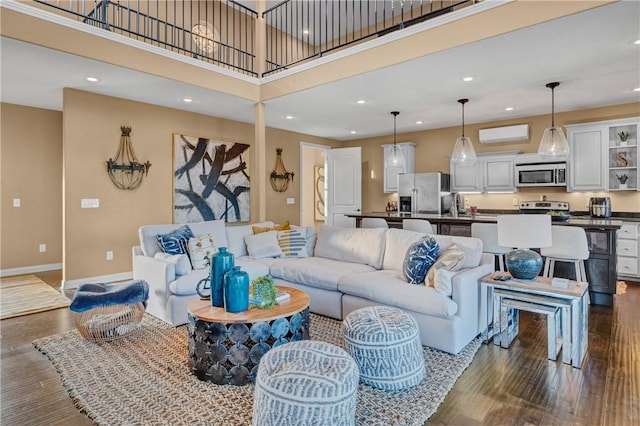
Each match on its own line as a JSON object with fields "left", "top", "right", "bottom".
{"left": 262, "top": 0, "right": 478, "bottom": 76}
{"left": 33, "top": 0, "right": 258, "bottom": 76}
{"left": 31, "top": 0, "right": 477, "bottom": 78}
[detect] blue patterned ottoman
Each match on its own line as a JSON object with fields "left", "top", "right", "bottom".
{"left": 252, "top": 340, "right": 359, "bottom": 426}
{"left": 343, "top": 306, "right": 425, "bottom": 391}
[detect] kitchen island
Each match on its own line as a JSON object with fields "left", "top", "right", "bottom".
{"left": 348, "top": 212, "right": 623, "bottom": 306}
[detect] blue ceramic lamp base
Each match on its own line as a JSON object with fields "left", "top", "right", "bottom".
{"left": 505, "top": 249, "right": 543, "bottom": 280}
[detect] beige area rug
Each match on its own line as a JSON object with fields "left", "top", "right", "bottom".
{"left": 34, "top": 313, "right": 481, "bottom": 426}
{"left": 0, "top": 275, "right": 69, "bottom": 320}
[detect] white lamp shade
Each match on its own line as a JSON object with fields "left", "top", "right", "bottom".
{"left": 497, "top": 214, "right": 552, "bottom": 249}
{"left": 451, "top": 136, "right": 477, "bottom": 164}
{"left": 538, "top": 126, "right": 569, "bottom": 159}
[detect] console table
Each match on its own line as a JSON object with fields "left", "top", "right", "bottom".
{"left": 481, "top": 273, "right": 589, "bottom": 369}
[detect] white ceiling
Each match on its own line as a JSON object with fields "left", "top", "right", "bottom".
{"left": 2, "top": 1, "right": 639, "bottom": 141}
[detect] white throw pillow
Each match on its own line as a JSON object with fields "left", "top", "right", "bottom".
{"left": 277, "top": 229, "right": 308, "bottom": 258}
{"left": 154, "top": 252, "right": 192, "bottom": 276}
{"left": 244, "top": 231, "right": 283, "bottom": 259}
{"left": 291, "top": 225, "right": 317, "bottom": 256}
{"left": 433, "top": 268, "right": 457, "bottom": 297}
{"left": 187, "top": 234, "right": 218, "bottom": 269}
{"left": 426, "top": 244, "right": 465, "bottom": 287}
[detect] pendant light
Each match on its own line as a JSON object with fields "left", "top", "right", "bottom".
{"left": 451, "top": 98, "right": 477, "bottom": 165}
{"left": 538, "top": 82, "right": 569, "bottom": 159}
{"left": 386, "top": 111, "right": 405, "bottom": 168}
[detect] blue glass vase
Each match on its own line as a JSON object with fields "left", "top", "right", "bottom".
{"left": 224, "top": 266, "right": 249, "bottom": 313}
{"left": 210, "top": 247, "right": 234, "bottom": 307}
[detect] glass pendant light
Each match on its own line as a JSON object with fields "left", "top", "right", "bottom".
{"left": 451, "top": 98, "right": 477, "bottom": 165}
{"left": 386, "top": 111, "right": 405, "bottom": 168}
{"left": 538, "top": 82, "right": 569, "bottom": 159}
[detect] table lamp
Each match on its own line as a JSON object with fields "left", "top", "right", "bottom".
{"left": 497, "top": 214, "right": 552, "bottom": 280}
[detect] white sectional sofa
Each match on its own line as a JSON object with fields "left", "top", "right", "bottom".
{"left": 133, "top": 220, "right": 494, "bottom": 354}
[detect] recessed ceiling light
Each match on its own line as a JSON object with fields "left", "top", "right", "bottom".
{"left": 462, "top": 76, "right": 474, "bottom": 82}
{"left": 303, "top": 29, "right": 310, "bottom": 35}
{"left": 356, "top": 99, "right": 366, "bottom": 104}
{"left": 86, "top": 76, "right": 99, "bottom": 82}
{"left": 285, "top": 115, "right": 294, "bottom": 119}
{"left": 350, "top": 130, "right": 357, "bottom": 134}
{"left": 634, "top": 87, "right": 640, "bottom": 92}
{"left": 634, "top": 39, "right": 640, "bottom": 45}
{"left": 415, "top": 120, "right": 423, "bottom": 125}
{"left": 182, "top": 98, "right": 193, "bottom": 103}
{"left": 505, "top": 107, "right": 515, "bottom": 111}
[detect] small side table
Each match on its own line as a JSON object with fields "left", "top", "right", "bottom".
{"left": 482, "top": 273, "right": 589, "bottom": 369}
{"left": 187, "top": 286, "right": 310, "bottom": 385}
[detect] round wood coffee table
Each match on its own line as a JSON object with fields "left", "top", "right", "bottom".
{"left": 187, "top": 286, "right": 310, "bottom": 385}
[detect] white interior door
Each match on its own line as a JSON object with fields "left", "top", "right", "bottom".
{"left": 326, "top": 147, "right": 361, "bottom": 227}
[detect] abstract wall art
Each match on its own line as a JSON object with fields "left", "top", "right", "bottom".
{"left": 173, "top": 134, "right": 250, "bottom": 223}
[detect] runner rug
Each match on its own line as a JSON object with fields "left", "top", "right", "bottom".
{"left": 1, "top": 274, "right": 69, "bottom": 320}
{"left": 34, "top": 313, "right": 481, "bottom": 425}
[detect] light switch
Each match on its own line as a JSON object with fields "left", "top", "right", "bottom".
{"left": 12, "top": 198, "right": 20, "bottom": 207}
{"left": 286, "top": 198, "right": 295, "bottom": 205}
{"left": 81, "top": 198, "right": 100, "bottom": 208}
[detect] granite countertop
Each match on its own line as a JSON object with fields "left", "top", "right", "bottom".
{"left": 352, "top": 211, "right": 626, "bottom": 229}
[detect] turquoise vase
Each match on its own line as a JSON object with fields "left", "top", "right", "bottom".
{"left": 210, "top": 247, "right": 234, "bottom": 307}
{"left": 223, "top": 266, "right": 250, "bottom": 313}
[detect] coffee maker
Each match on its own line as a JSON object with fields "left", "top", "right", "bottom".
{"left": 589, "top": 197, "right": 611, "bottom": 218}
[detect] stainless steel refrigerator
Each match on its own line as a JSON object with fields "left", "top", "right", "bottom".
{"left": 398, "top": 172, "right": 452, "bottom": 214}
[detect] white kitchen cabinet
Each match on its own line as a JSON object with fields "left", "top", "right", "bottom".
{"left": 450, "top": 152, "right": 516, "bottom": 193}
{"left": 382, "top": 142, "right": 415, "bottom": 193}
{"left": 617, "top": 221, "right": 639, "bottom": 279}
{"left": 566, "top": 117, "right": 639, "bottom": 192}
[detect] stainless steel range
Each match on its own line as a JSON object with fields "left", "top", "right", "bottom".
{"left": 519, "top": 201, "right": 570, "bottom": 214}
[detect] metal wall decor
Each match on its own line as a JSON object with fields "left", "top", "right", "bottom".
{"left": 270, "top": 148, "right": 295, "bottom": 192}
{"left": 106, "top": 126, "right": 151, "bottom": 190}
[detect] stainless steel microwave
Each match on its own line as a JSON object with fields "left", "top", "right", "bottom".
{"left": 515, "top": 162, "right": 567, "bottom": 187}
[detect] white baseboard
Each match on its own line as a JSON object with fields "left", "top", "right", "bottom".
{"left": 0, "top": 263, "right": 62, "bottom": 277}
{"left": 62, "top": 271, "right": 133, "bottom": 290}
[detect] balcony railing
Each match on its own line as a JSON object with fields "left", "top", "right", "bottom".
{"left": 33, "top": 0, "right": 258, "bottom": 76}
{"left": 31, "top": 0, "right": 477, "bottom": 78}
{"left": 262, "top": 0, "right": 477, "bottom": 76}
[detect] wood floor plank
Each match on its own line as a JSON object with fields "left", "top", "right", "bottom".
{"left": 0, "top": 271, "right": 638, "bottom": 425}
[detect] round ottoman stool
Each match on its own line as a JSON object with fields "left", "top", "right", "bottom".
{"left": 252, "top": 340, "right": 359, "bottom": 426}
{"left": 343, "top": 306, "right": 425, "bottom": 391}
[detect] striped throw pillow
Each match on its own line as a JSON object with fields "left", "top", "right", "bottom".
{"left": 277, "top": 229, "right": 308, "bottom": 258}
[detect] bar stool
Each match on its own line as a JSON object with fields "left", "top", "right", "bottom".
{"left": 541, "top": 226, "right": 589, "bottom": 282}
{"left": 471, "top": 223, "right": 511, "bottom": 272}
{"left": 402, "top": 219, "right": 434, "bottom": 234}
{"left": 361, "top": 218, "right": 389, "bottom": 229}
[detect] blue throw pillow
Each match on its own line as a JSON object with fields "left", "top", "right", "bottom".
{"left": 156, "top": 225, "right": 194, "bottom": 256}
{"left": 403, "top": 236, "right": 440, "bottom": 285}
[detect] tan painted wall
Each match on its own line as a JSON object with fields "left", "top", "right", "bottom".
{"left": 1, "top": 104, "right": 63, "bottom": 270}
{"left": 345, "top": 102, "right": 640, "bottom": 214}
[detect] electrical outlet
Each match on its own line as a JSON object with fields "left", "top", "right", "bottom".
{"left": 512, "top": 198, "right": 519, "bottom": 206}
{"left": 13, "top": 198, "right": 20, "bottom": 207}
{"left": 81, "top": 198, "right": 100, "bottom": 208}
{"left": 39, "top": 244, "right": 46, "bottom": 253}
{"left": 106, "top": 251, "right": 113, "bottom": 260}
{"left": 286, "top": 198, "right": 295, "bottom": 205}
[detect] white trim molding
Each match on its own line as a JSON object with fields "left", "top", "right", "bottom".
{"left": 62, "top": 271, "right": 133, "bottom": 290}
{"left": 0, "top": 263, "right": 63, "bottom": 277}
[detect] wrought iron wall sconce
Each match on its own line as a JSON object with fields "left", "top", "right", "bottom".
{"left": 106, "top": 126, "right": 151, "bottom": 190}
{"left": 270, "top": 148, "right": 294, "bottom": 192}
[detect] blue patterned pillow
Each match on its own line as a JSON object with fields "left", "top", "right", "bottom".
{"left": 156, "top": 225, "right": 194, "bottom": 256}
{"left": 402, "top": 236, "right": 440, "bottom": 285}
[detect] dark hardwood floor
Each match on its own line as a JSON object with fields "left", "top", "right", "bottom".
{"left": 1, "top": 271, "right": 638, "bottom": 425}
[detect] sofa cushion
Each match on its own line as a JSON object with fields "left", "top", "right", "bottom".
{"left": 338, "top": 270, "right": 458, "bottom": 318}
{"left": 277, "top": 229, "right": 308, "bottom": 258}
{"left": 291, "top": 225, "right": 317, "bottom": 256}
{"left": 226, "top": 222, "right": 274, "bottom": 257}
{"left": 433, "top": 269, "right": 458, "bottom": 297}
{"left": 252, "top": 221, "right": 290, "bottom": 234}
{"left": 403, "top": 236, "right": 440, "bottom": 284}
{"left": 383, "top": 228, "right": 426, "bottom": 271}
{"left": 432, "top": 235, "right": 482, "bottom": 269}
{"left": 426, "top": 244, "right": 465, "bottom": 287}
{"left": 139, "top": 220, "right": 227, "bottom": 257}
{"left": 154, "top": 253, "right": 192, "bottom": 276}
{"left": 156, "top": 225, "right": 194, "bottom": 256}
{"left": 269, "top": 257, "right": 376, "bottom": 291}
{"left": 245, "top": 231, "right": 283, "bottom": 259}
{"left": 314, "top": 225, "right": 387, "bottom": 269}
